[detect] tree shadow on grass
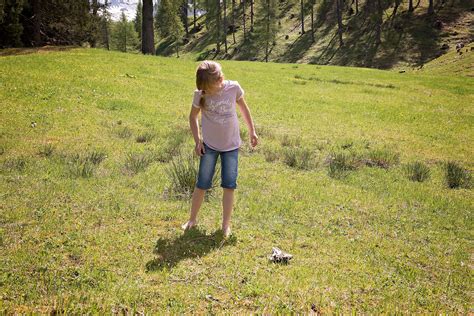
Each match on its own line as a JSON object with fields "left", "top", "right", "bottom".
{"left": 145, "top": 227, "right": 237, "bottom": 271}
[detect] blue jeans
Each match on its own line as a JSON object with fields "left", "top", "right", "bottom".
{"left": 196, "top": 143, "right": 239, "bottom": 190}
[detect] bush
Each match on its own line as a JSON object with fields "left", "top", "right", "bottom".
{"left": 444, "top": 161, "right": 471, "bottom": 189}
{"left": 404, "top": 161, "right": 430, "bottom": 182}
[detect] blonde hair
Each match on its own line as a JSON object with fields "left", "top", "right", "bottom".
{"left": 196, "top": 60, "right": 224, "bottom": 108}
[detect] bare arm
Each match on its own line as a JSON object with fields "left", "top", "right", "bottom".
{"left": 189, "top": 105, "right": 205, "bottom": 156}
{"left": 236, "top": 96, "right": 258, "bottom": 147}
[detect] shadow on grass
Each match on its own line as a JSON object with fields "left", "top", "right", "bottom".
{"left": 145, "top": 227, "right": 237, "bottom": 271}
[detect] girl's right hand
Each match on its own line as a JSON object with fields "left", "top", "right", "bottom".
{"left": 195, "top": 141, "right": 205, "bottom": 156}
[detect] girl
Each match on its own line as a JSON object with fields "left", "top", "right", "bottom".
{"left": 181, "top": 60, "right": 258, "bottom": 238}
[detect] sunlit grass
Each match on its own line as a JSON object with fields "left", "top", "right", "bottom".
{"left": 0, "top": 48, "right": 472, "bottom": 313}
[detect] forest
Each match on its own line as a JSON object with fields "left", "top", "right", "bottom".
{"left": 1, "top": 0, "right": 471, "bottom": 68}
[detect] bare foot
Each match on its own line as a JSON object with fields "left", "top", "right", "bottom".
{"left": 182, "top": 220, "right": 198, "bottom": 230}
{"left": 222, "top": 226, "right": 232, "bottom": 238}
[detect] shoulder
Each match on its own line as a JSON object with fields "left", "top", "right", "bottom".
{"left": 225, "top": 80, "right": 244, "bottom": 94}
{"left": 226, "top": 80, "right": 242, "bottom": 88}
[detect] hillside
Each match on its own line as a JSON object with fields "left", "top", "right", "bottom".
{"left": 415, "top": 42, "right": 474, "bottom": 76}
{"left": 0, "top": 48, "right": 473, "bottom": 313}
{"left": 157, "top": 0, "right": 473, "bottom": 69}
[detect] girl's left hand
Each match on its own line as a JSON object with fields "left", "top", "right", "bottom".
{"left": 250, "top": 132, "right": 259, "bottom": 148}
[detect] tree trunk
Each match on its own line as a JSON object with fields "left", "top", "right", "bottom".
{"left": 408, "top": 0, "right": 414, "bottom": 12}
{"left": 193, "top": 0, "right": 196, "bottom": 30}
{"left": 392, "top": 0, "right": 400, "bottom": 18}
{"left": 250, "top": 0, "right": 254, "bottom": 32}
{"left": 232, "top": 0, "right": 236, "bottom": 44}
{"left": 90, "top": 0, "right": 99, "bottom": 47}
{"left": 355, "top": 0, "right": 359, "bottom": 14}
{"left": 265, "top": 0, "right": 269, "bottom": 62}
{"left": 216, "top": 0, "right": 221, "bottom": 52}
{"left": 124, "top": 20, "right": 127, "bottom": 52}
{"left": 375, "top": 0, "right": 382, "bottom": 45}
{"left": 141, "top": 0, "right": 154, "bottom": 54}
{"left": 311, "top": 2, "right": 314, "bottom": 42}
{"left": 242, "top": 0, "right": 246, "bottom": 39}
{"left": 104, "top": 0, "right": 110, "bottom": 50}
{"left": 300, "top": 0, "right": 304, "bottom": 34}
{"left": 336, "top": 0, "right": 343, "bottom": 46}
{"left": 223, "top": 0, "right": 227, "bottom": 53}
{"left": 182, "top": 0, "right": 189, "bottom": 36}
{"left": 427, "top": 0, "right": 434, "bottom": 15}
{"left": 31, "top": 0, "right": 42, "bottom": 46}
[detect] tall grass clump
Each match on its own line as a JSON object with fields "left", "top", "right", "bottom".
{"left": 444, "top": 161, "right": 471, "bottom": 189}
{"left": 165, "top": 151, "right": 219, "bottom": 199}
{"left": 165, "top": 152, "right": 199, "bottom": 199}
{"left": 67, "top": 149, "right": 107, "bottom": 178}
{"left": 282, "top": 147, "right": 315, "bottom": 170}
{"left": 404, "top": 161, "right": 430, "bottom": 182}
{"left": 38, "top": 143, "right": 55, "bottom": 157}
{"left": 366, "top": 147, "right": 400, "bottom": 169}
{"left": 2, "top": 156, "right": 28, "bottom": 172}
{"left": 136, "top": 131, "right": 155, "bottom": 143}
{"left": 327, "top": 151, "right": 362, "bottom": 178}
{"left": 124, "top": 152, "right": 153, "bottom": 175}
{"left": 115, "top": 126, "right": 133, "bottom": 139}
{"left": 280, "top": 135, "right": 301, "bottom": 147}
{"left": 263, "top": 143, "right": 280, "bottom": 163}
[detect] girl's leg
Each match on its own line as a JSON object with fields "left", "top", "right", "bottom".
{"left": 182, "top": 188, "right": 206, "bottom": 229}
{"left": 182, "top": 143, "right": 218, "bottom": 230}
{"left": 222, "top": 188, "right": 234, "bottom": 235}
{"left": 220, "top": 147, "right": 239, "bottom": 237}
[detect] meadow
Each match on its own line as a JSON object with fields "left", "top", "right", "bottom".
{"left": 0, "top": 48, "right": 473, "bottom": 313}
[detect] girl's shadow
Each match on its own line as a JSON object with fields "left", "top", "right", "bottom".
{"left": 145, "top": 227, "right": 237, "bottom": 272}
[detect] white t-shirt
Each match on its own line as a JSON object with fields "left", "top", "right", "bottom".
{"left": 192, "top": 80, "right": 245, "bottom": 151}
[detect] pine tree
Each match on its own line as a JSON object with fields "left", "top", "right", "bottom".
{"left": 135, "top": 0, "right": 142, "bottom": 41}
{"left": 112, "top": 11, "right": 139, "bottom": 52}
{"left": 102, "top": 0, "right": 111, "bottom": 50}
{"left": 255, "top": 0, "right": 278, "bottom": 62}
{"left": 156, "top": 0, "right": 176, "bottom": 38}
{"left": 0, "top": 0, "right": 24, "bottom": 47}
{"left": 156, "top": 0, "right": 184, "bottom": 56}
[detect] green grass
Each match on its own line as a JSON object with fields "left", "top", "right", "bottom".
{"left": 0, "top": 48, "right": 473, "bottom": 313}
{"left": 416, "top": 42, "right": 474, "bottom": 77}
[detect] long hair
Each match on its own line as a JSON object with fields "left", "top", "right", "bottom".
{"left": 195, "top": 60, "right": 224, "bottom": 108}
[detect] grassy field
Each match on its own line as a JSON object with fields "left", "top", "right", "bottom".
{"left": 0, "top": 48, "right": 473, "bottom": 313}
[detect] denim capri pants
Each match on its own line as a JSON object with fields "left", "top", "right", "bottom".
{"left": 196, "top": 142, "right": 239, "bottom": 190}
